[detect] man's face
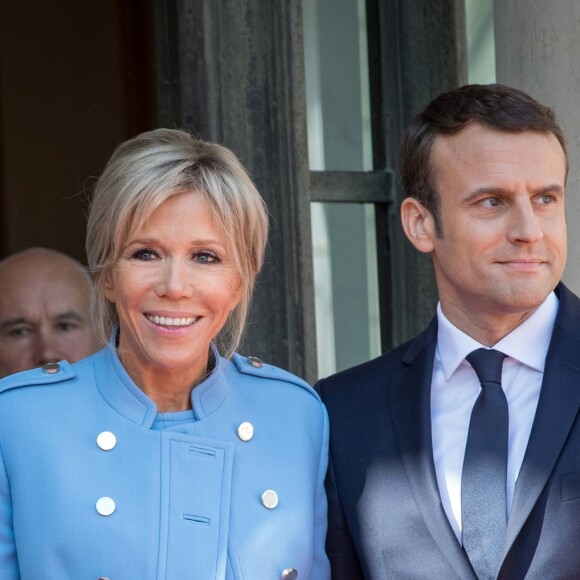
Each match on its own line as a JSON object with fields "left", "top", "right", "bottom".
{"left": 406, "top": 124, "right": 567, "bottom": 339}
{"left": 0, "top": 261, "right": 97, "bottom": 377}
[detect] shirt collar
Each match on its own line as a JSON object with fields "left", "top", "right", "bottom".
{"left": 436, "top": 291, "right": 559, "bottom": 381}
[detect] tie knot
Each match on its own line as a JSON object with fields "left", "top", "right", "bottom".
{"left": 466, "top": 348, "right": 506, "bottom": 385}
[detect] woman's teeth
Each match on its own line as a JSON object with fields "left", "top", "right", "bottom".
{"left": 147, "top": 315, "right": 197, "bottom": 327}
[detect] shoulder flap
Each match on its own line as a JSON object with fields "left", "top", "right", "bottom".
{"left": 232, "top": 353, "right": 320, "bottom": 400}
{"left": 0, "top": 361, "right": 76, "bottom": 395}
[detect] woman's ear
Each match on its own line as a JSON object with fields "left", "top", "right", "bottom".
{"left": 400, "top": 197, "right": 437, "bottom": 254}
{"left": 232, "top": 277, "right": 245, "bottom": 310}
{"left": 103, "top": 271, "right": 116, "bottom": 303}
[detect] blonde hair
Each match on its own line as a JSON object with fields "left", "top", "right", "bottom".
{"left": 86, "top": 128, "right": 269, "bottom": 357}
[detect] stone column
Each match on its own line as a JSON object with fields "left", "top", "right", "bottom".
{"left": 495, "top": 1, "right": 580, "bottom": 291}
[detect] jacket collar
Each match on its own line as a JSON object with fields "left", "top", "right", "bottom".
{"left": 502, "top": 283, "right": 580, "bottom": 558}
{"left": 392, "top": 318, "right": 477, "bottom": 579}
{"left": 94, "top": 329, "right": 229, "bottom": 427}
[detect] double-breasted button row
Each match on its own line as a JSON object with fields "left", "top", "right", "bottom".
{"left": 96, "top": 432, "right": 117, "bottom": 517}
{"left": 236, "top": 423, "right": 281, "bottom": 512}
{"left": 95, "top": 429, "right": 279, "bottom": 511}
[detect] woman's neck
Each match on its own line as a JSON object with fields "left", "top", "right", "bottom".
{"left": 118, "top": 349, "right": 213, "bottom": 412}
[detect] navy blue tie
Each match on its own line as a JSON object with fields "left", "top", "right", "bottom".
{"left": 462, "top": 348, "right": 508, "bottom": 580}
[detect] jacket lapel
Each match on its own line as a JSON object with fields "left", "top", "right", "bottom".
{"left": 390, "top": 319, "right": 477, "bottom": 580}
{"left": 504, "top": 284, "right": 580, "bottom": 553}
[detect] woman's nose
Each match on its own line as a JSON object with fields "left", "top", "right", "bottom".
{"left": 155, "top": 259, "right": 191, "bottom": 299}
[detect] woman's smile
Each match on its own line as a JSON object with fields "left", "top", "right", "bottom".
{"left": 105, "top": 191, "right": 242, "bottom": 398}
{"left": 145, "top": 314, "right": 198, "bottom": 327}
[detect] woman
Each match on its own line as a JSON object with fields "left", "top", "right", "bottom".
{"left": 0, "top": 129, "right": 330, "bottom": 579}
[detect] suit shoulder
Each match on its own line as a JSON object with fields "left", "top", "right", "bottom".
{"left": 316, "top": 318, "right": 437, "bottom": 397}
{"left": 317, "top": 340, "right": 409, "bottom": 390}
{"left": 231, "top": 353, "right": 320, "bottom": 402}
{"left": 0, "top": 361, "right": 77, "bottom": 395}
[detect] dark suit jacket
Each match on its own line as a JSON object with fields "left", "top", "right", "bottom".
{"left": 317, "top": 283, "right": 580, "bottom": 579}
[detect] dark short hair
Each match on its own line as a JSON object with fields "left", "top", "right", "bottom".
{"left": 400, "top": 83, "right": 568, "bottom": 233}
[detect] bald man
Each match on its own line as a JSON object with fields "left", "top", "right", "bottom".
{"left": 0, "top": 248, "right": 98, "bottom": 378}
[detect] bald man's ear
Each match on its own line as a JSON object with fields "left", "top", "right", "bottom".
{"left": 400, "top": 197, "right": 437, "bottom": 254}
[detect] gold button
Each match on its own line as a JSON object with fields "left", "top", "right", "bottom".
{"left": 96, "top": 431, "right": 117, "bottom": 451}
{"left": 261, "top": 489, "right": 279, "bottom": 509}
{"left": 281, "top": 568, "right": 298, "bottom": 580}
{"left": 247, "top": 356, "right": 264, "bottom": 368}
{"left": 237, "top": 422, "right": 254, "bottom": 442}
{"left": 96, "top": 497, "right": 116, "bottom": 516}
{"left": 41, "top": 362, "right": 60, "bottom": 374}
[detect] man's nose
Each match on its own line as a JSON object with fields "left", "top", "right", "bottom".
{"left": 508, "top": 200, "right": 544, "bottom": 244}
{"left": 34, "top": 332, "right": 61, "bottom": 367}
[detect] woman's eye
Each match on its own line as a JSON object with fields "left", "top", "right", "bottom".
{"left": 131, "top": 249, "right": 158, "bottom": 261}
{"left": 194, "top": 252, "right": 219, "bottom": 264}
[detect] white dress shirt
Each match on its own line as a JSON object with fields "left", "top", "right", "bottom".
{"left": 431, "top": 292, "right": 559, "bottom": 543}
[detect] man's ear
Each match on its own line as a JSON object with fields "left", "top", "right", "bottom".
{"left": 400, "top": 197, "right": 437, "bottom": 254}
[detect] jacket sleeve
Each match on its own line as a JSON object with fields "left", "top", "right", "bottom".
{"left": 0, "top": 444, "right": 19, "bottom": 579}
{"left": 311, "top": 399, "right": 331, "bottom": 579}
{"left": 325, "top": 455, "right": 365, "bottom": 579}
{"left": 316, "top": 378, "right": 365, "bottom": 580}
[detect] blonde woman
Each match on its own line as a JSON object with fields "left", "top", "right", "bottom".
{"left": 0, "top": 129, "right": 330, "bottom": 579}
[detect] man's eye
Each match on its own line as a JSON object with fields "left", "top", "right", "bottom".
{"left": 131, "top": 249, "right": 158, "bottom": 261}
{"left": 55, "top": 322, "right": 78, "bottom": 332}
{"left": 8, "top": 327, "right": 30, "bottom": 338}
{"left": 481, "top": 197, "right": 502, "bottom": 208}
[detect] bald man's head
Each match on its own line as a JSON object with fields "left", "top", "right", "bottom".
{"left": 0, "top": 248, "right": 99, "bottom": 378}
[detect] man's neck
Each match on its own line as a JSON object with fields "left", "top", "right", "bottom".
{"left": 438, "top": 304, "right": 539, "bottom": 347}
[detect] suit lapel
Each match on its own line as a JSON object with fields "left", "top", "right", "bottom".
{"left": 504, "top": 284, "right": 580, "bottom": 553}
{"left": 390, "top": 320, "right": 476, "bottom": 580}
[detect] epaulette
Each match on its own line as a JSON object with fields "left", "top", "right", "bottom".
{"left": 0, "top": 361, "right": 76, "bottom": 395}
{"left": 232, "top": 353, "right": 320, "bottom": 400}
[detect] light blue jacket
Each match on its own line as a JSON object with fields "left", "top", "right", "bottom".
{"left": 0, "top": 339, "right": 330, "bottom": 579}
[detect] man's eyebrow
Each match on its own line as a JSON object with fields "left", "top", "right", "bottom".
{"left": 0, "top": 312, "right": 86, "bottom": 331}
{"left": 531, "top": 184, "right": 565, "bottom": 196}
{"left": 53, "top": 311, "right": 85, "bottom": 322}
{"left": 0, "top": 317, "right": 30, "bottom": 331}
{"left": 464, "top": 184, "right": 565, "bottom": 203}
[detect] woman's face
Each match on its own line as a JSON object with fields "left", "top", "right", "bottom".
{"left": 105, "top": 191, "right": 242, "bottom": 383}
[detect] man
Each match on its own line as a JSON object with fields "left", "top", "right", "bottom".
{"left": 0, "top": 247, "right": 98, "bottom": 377}
{"left": 318, "top": 84, "right": 579, "bottom": 579}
